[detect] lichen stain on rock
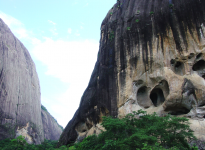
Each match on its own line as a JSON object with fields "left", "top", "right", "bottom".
{"left": 58, "top": 0, "right": 205, "bottom": 146}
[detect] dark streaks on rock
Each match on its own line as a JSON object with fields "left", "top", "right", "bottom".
{"left": 58, "top": 0, "right": 205, "bottom": 146}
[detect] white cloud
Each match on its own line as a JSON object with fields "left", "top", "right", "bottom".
{"left": 50, "top": 28, "right": 58, "bottom": 36}
{"left": 32, "top": 38, "right": 99, "bottom": 127}
{"left": 48, "top": 20, "right": 56, "bottom": 25}
{"left": 0, "top": 11, "right": 41, "bottom": 45}
{"left": 49, "top": 85, "right": 85, "bottom": 127}
{"left": 0, "top": 11, "right": 27, "bottom": 39}
{"left": 68, "top": 28, "right": 72, "bottom": 34}
{"left": 0, "top": 11, "right": 22, "bottom": 27}
{"left": 75, "top": 30, "right": 80, "bottom": 36}
{"left": 48, "top": 20, "right": 58, "bottom": 36}
{"left": 32, "top": 38, "right": 98, "bottom": 83}
{"left": 0, "top": 11, "right": 99, "bottom": 128}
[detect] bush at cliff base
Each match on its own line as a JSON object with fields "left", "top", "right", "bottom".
{"left": 73, "top": 110, "right": 197, "bottom": 150}
{"left": 0, "top": 110, "right": 199, "bottom": 149}
{"left": 0, "top": 136, "right": 60, "bottom": 150}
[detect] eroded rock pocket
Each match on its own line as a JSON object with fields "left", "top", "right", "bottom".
{"left": 170, "top": 59, "right": 185, "bottom": 76}
{"left": 150, "top": 88, "right": 165, "bottom": 107}
{"left": 137, "top": 86, "right": 151, "bottom": 108}
{"left": 192, "top": 60, "right": 205, "bottom": 71}
{"left": 149, "top": 80, "right": 169, "bottom": 107}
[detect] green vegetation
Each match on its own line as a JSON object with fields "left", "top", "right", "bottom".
{"left": 41, "top": 105, "right": 47, "bottom": 112}
{"left": 135, "top": 19, "right": 139, "bottom": 23}
{"left": 150, "top": 11, "right": 154, "bottom": 15}
{"left": 127, "top": 27, "right": 131, "bottom": 30}
{"left": 73, "top": 110, "right": 196, "bottom": 150}
{"left": 109, "top": 31, "right": 115, "bottom": 40}
{"left": 0, "top": 136, "right": 68, "bottom": 150}
{"left": 0, "top": 110, "right": 199, "bottom": 149}
{"left": 169, "top": 4, "right": 174, "bottom": 8}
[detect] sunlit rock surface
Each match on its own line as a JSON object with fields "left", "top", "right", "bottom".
{"left": 0, "top": 18, "right": 62, "bottom": 144}
{"left": 58, "top": 0, "right": 205, "bottom": 146}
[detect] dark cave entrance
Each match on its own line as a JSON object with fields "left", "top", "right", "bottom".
{"left": 169, "top": 107, "right": 190, "bottom": 115}
{"left": 196, "top": 53, "right": 203, "bottom": 59}
{"left": 192, "top": 60, "right": 205, "bottom": 71}
{"left": 150, "top": 88, "right": 165, "bottom": 107}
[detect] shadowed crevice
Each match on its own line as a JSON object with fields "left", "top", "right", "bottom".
{"left": 150, "top": 88, "right": 165, "bottom": 107}
{"left": 193, "top": 60, "right": 205, "bottom": 71}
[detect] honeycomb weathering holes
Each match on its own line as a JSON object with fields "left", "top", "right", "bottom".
{"left": 137, "top": 80, "right": 169, "bottom": 108}
{"left": 192, "top": 60, "right": 205, "bottom": 71}
{"left": 150, "top": 88, "right": 165, "bottom": 107}
{"left": 196, "top": 53, "right": 203, "bottom": 59}
{"left": 170, "top": 59, "right": 185, "bottom": 75}
{"left": 174, "top": 61, "right": 185, "bottom": 75}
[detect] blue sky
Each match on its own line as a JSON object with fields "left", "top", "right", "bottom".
{"left": 0, "top": 0, "right": 116, "bottom": 128}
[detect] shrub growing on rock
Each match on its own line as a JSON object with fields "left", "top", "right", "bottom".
{"left": 74, "top": 110, "right": 196, "bottom": 150}
{"left": 0, "top": 110, "right": 197, "bottom": 149}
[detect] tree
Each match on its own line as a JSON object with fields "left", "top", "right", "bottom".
{"left": 74, "top": 110, "right": 196, "bottom": 150}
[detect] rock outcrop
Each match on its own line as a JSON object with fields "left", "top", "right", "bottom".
{"left": 41, "top": 105, "right": 63, "bottom": 141}
{"left": 58, "top": 0, "right": 205, "bottom": 146}
{"left": 0, "top": 18, "right": 62, "bottom": 144}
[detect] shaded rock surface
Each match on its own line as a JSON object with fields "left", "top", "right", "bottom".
{"left": 41, "top": 105, "right": 63, "bottom": 141}
{"left": 0, "top": 18, "right": 62, "bottom": 144}
{"left": 59, "top": 0, "right": 205, "bottom": 147}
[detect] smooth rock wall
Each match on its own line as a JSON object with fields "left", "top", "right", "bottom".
{"left": 0, "top": 18, "right": 62, "bottom": 144}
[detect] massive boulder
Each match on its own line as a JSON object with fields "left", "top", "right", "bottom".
{"left": 58, "top": 0, "right": 205, "bottom": 146}
{"left": 0, "top": 18, "right": 62, "bottom": 144}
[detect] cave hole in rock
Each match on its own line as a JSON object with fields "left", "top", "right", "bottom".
{"left": 168, "top": 107, "right": 190, "bottom": 115}
{"left": 199, "top": 102, "right": 205, "bottom": 107}
{"left": 175, "top": 61, "right": 182, "bottom": 67}
{"left": 150, "top": 88, "right": 165, "bottom": 107}
{"left": 196, "top": 53, "right": 203, "bottom": 59}
{"left": 173, "top": 61, "right": 185, "bottom": 75}
{"left": 134, "top": 80, "right": 143, "bottom": 86}
{"left": 188, "top": 53, "right": 194, "bottom": 59}
{"left": 192, "top": 60, "right": 205, "bottom": 71}
{"left": 75, "top": 121, "right": 91, "bottom": 133}
{"left": 137, "top": 86, "right": 151, "bottom": 108}
{"left": 170, "top": 59, "right": 175, "bottom": 65}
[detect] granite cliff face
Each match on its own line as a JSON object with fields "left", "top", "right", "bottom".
{"left": 0, "top": 18, "right": 62, "bottom": 144}
{"left": 41, "top": 105, "right": 63, "bottom": 141}
{"left": 58, "top": 0, "right": 205, "bottom": 146}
